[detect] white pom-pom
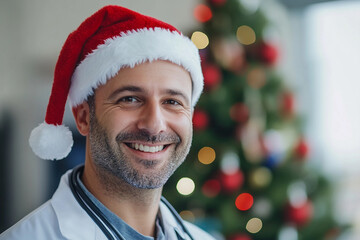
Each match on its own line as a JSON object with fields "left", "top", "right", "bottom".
{"left": 29, "top": 122, "right": 74, "bottom": 160}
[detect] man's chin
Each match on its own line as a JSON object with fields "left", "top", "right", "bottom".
{"left": 124, "top": 176, "right": 167, "bottom": 189}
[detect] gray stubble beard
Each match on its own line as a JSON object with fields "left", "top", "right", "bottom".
{"left": 88, "top": 104, "right": 192, "bottom": 191}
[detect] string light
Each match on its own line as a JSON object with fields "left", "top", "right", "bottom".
{"left": 236, "top": 25, "right": 256, "bottom": 45}
{"left": 193, "top": 4, "right": 213, "bottom": 23}
{"left": 191, "top": 31, "right": 209, "bottom": 49}
{"left": 176, "top": 177, "right": 195, "bottom": 196}
{"left": 246, "top": 218, "right": 263, "bottom": 234}
{"left": 235, "top": 193, "right": 254, "bottom": 211}
{"left": 198, "top": 146, "right": 216, "bottom": 165}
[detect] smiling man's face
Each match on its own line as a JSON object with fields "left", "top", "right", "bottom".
{"left": 88, "top": 60, "right": 193, "bottom": 189}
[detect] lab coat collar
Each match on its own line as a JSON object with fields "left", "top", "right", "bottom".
{"left": 159, "top": 200, "right": 188, "bottom": 240}
{"left": 51, "top": 169, "right": 106, "bottom": 240}
{"left": 51, "top": 169, "right": 190, "bottom": 240}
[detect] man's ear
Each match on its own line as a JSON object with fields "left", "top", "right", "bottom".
{"left": 72, "top": 102, "right": 90, "bottom": 136}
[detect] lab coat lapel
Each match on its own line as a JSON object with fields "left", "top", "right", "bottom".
{"left": 159, "top": 201, "right": 189, "bottom": 240}
{"left": 51, "top": 170, "right": 106, "bottom": 240}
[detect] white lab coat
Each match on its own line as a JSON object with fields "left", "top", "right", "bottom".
{"left": 0, "top": 169, "right": 215, "bottom": 240}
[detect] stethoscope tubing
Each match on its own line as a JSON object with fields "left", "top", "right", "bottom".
{"left": 69, "top": 165, "right": 194, "bottom": 240}
{"left": 70, "top": 165, "right": 125, "bottom": 240}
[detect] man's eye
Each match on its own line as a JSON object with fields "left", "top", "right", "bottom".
{"left": 118, "top": 96, "right": 138, "bottom": 103}
{"left": 165, "top": 99, "right": 181, "bottom": 105}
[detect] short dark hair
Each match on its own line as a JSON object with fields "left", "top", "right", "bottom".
{"left": 87, "top": 94, "right": 95, "bottom": 116}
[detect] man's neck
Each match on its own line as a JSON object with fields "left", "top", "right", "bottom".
{"left": 81, "top": 161, "right": 162, "bottom": 237}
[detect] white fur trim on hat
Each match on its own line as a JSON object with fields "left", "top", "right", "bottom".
{"left": 69, "top": 27, "right": 203, "bottom": 107}
{"left": 29, "top": 122, "right": 73, "bottom": 160}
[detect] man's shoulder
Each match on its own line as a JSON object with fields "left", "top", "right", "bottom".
{"left": 183, "top": 221, "right": 216, "bottom": 240}
{"left": 0, "top": 200, "right": 63, "bottom": 240}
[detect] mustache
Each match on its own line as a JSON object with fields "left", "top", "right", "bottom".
{"left": 115, "top": 130, "right": 181, "bottom": 144}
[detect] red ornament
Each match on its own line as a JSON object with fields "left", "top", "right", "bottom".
{"left": 229, "top": 234, "right": 252, "bottom": 240}
{"left": 285, "top": 200, "right": 313, "bottom": 226}
{"left": 295, "top": 138, "right": 309, "bottom": 159}
{"left": 282, "top": 91, "right": 295, "bottom": 116}
{"left": 192, "top": 109, "right": 209, "bottom": 131}
{"left": 202, "top": 63, "right": 222, "bottom": 90}
{"left": 209, "top": 0, "right": 227, "bottom": 7}
{"left": 230, "top": 103, "right": 249, "bottom": 124}
{"left": 259, "top": 42, "right": 278, "bottom": 65}
{"left": 202, "top": 179, "right": 221, "bottom": 197}
{"left": 235, "top": 193, "right": 254, "bottom": 211}
{"left": 219, "top": 169, "right": 244, "bottom": 193}
{"left": 194, "top": 4, "right": 213, "bottom": 23}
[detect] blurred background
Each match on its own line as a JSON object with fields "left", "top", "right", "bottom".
{"left": 1, "top": 0, "right": 360, "bottom": 239}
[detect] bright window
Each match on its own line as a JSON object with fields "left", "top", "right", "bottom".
{"left": 305, "top": 1, "right": 360, "bottom": 175}
{"left": 304, "top": 1, "right": 360, "bottom": 235}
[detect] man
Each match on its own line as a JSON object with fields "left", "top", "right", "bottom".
{"left": 0, "top": 5, "right": 215, "bottom": 240}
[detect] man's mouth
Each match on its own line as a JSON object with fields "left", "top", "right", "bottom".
{"left": 127, "top": 143, "right": 168, "bottom": 153}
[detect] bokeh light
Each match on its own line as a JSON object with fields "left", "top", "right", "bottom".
{"left": 220, "top": 151, "right": 240, "bottom": 174}
{"left": 198, "top": 146, "right": 216, "bottom": 164}
{"left": 250, "top": 167, "right": 272, "bottom": 188}
{"left": 236, "top": 25, "right": 256, "bottom": 45}
{"left": 240, "top": 0, "right": 261, "bottom": 14}
{"left": 179, "top": 210, "right": 195, "bottom": 222}
{"left": 287, "top": 181, "right": 307, "bottom": 207}
{"left": 263, "top": 129, "right": 287, "bottom": 159}
{"left": 177, "top": 177, "right": 195, "bottom": 195}
{"left": 191, "top": 31, "right": 210, "bottom": 49}
{"left": 246, "top": 217, "right": 263, "bottom": 234}
{"left": 193, "top": 4, "right": 213, "bottom": 23}
{"left": 278, "top": 226, "right": 298, "bottom": 240}
{"left": 235, "top": 193, "right": 254, "bottom": 211}
{"left": 220, "top": 169, "right": 244, "bottom": 193}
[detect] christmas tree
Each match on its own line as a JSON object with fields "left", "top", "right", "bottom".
{"left": 163, "top": 0, "right": 346, "bottom": 239}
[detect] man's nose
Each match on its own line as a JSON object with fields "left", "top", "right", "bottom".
{"left": 136, "top": 101, "right": 167, "bottom": 135}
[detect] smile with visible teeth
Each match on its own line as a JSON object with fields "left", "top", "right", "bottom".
{"left": 129, "top": 143, "right": 165, "bottom": 153}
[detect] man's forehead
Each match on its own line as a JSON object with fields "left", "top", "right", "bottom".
{"left": 108, "top": 61, "right": 191, "bottom": 85}
{"left": 95, "top": 61, "right": 191, "bottom": 96}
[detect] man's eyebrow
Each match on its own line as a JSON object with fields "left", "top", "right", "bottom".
{"left": 108, "top": 85, "right": 143, "bottom": 100}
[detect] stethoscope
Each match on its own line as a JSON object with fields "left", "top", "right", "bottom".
{"left": 69, "top": 165, "right": 194, "bottom": 240}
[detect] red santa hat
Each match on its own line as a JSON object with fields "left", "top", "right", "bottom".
{"left": 29, "top": 5, "right": 203, "bottom": 160}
